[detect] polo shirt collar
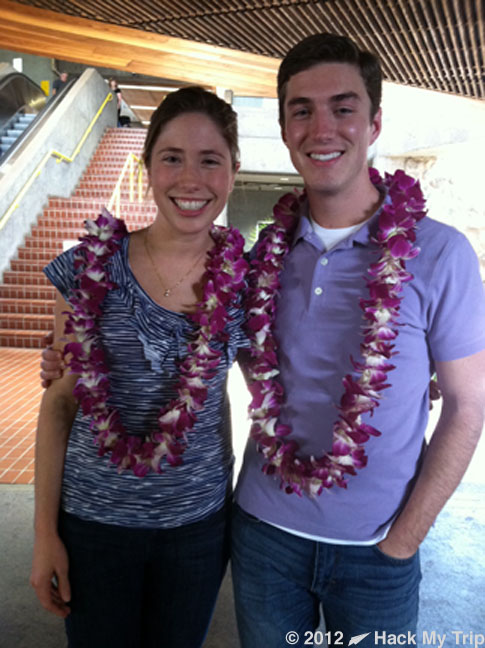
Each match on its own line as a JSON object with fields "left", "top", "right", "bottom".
{"left": 292, "top": 186, "right": 391, "bottom": 250}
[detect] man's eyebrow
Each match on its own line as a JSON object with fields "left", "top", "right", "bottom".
{"left": 286, "top": 96, "right": 312, "bottom": 108}
{"left": 286, "top": 91, "right": 362, "bottom": 107}
{"left": 331, "top": 91, "right": 361, "bottom": 103}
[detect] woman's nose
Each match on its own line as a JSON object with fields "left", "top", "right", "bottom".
{"left": 178, "top": 162, "right": 201, "bottom": 188}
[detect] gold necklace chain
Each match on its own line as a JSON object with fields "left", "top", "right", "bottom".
{"left": 143, "top": 228, "right": 206, "bottom": 298}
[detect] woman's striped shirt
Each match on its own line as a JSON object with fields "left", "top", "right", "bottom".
{"left": 44, "top": 234, "right": 248, "bottom": 529}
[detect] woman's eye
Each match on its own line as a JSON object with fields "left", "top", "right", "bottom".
{"left": 162, "top": 155, "right": 180, "bottom": 164}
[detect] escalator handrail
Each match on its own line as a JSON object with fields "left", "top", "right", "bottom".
{"left": 0, "top": 71, "right": 45, "bottom": 96}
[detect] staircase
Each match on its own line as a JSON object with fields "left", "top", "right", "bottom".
{"left": 0, "top": 127, "right": 157, "bottom": 348}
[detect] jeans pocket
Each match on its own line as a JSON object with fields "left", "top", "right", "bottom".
{"left": 371, "top": 543, "right": 418, "bottom": 566}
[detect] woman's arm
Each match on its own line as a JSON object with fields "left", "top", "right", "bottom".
{"left": 30, "top": 292, "right": 79, "bottom": 617}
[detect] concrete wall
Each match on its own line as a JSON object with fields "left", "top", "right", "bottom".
{"left": 377, "top": 83, "right": 485, "bottom": 157}
{"left": 234, "top": 97, "right": 294, "bottom": 174}
{"left": 0, "top": 68, "right": 117, "bottom": 277}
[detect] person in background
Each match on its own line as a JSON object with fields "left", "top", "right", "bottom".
{"left": 30, "top": 86, "right": 248, "bottom": 648}
{"left": 52, "top": 72, "right": 68, "bottom": 96}
{"left": 109, "top": 78, "right": 123, "bottom": 126}
{"left": 232, "top": 33, "right": 485, "bottom": 647}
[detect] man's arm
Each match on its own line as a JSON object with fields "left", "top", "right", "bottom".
{"left": 378, "top": 348, "right": 485, "bottom": 559}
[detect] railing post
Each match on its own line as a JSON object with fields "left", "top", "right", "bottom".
{"left": 138, "top": 160, "right": 143, "bottom": 203}
{"left": 129, "top": 155, "right": 134, "bottom": 203}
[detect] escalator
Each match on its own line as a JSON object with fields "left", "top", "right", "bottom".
{"left": 0, "top": 64, "right": 73, "bottom": 164}
{"left": 0, "top": 113, "right": 36, "bottom": 156}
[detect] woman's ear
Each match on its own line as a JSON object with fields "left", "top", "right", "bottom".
{"left": 145, "top": 167, "right": 152, "bottom": 199}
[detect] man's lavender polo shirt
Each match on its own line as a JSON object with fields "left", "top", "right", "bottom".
{"left": 235, "top": 200, "right": 485, "bottom": 543}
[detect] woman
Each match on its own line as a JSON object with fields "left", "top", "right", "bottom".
{"left": 30, "top": 87, "right": 248, "bottom": 648}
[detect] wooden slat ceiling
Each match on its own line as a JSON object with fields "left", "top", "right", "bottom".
{"left": 2, "top": 0, "right": 484, "bottom": 100}
{"left": 0, "top": 0, "right": 280, "bottom": 97}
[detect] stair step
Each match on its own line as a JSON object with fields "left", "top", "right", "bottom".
{"left": 17, "top": 248, "right": 61, "bottom": 262}
{"left": 77, "top": 180, "right": 149, "bottom": 191}
{"left": 0, "top": 285, "right": 56, "bottom": 300}
{"left": 3, "top": 271, "right": 51, "bottom": 287}
{"left": 0, "top": 329, "right": 49, "bottom": 348}
{"left": 30, "top": 219, "right": 153, "bottom": 238}
{"left": 45, "top": 197, "right": 155, "bottom": 212}
{"left": 80, "top": 170, "right": 147, "bottom": 179}
{"left": 11, "top": 259, "right": 56, "bottom": 273}
{"left": 82, "top": 163, "right": 144, "bottom": 171}
{"left": 38, "top": 208, "right": 155, "bottom": 223}
{"left": 0, "top": 298, "right": 55, "bottom": 315}
{"left": 73, "top": 189, "right": 141, "bottom": 199}
{"left": 0, "top": 313, "right": 54, "bottom": 330}
{"left": 29, "top": 227, "right": 85, "bottom": 240}
{"left": 24, "top": 239, "right": 66, "bottom": 250}
{"left": 18, "top": 114, "right": 36, "bottom": 123}
{"left": 93, "top": 146, "right": 145, "bottom": 154}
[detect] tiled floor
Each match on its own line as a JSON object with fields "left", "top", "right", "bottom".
{"left": 0, "top": 348, "right": 42, "bottom": 485}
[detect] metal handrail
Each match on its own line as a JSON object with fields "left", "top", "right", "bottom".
{"left": 107, "top": 152, "right": 144, "bottom": 218}
{"left": 0, "top": 92, "right": 113, "bottom": 232}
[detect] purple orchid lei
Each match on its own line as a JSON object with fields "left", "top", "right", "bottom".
{"left": 245, "top": 168, "right": 427, "bottom": 497}
{"left": 63, "top": 208, "right": 248, "bottom": 477}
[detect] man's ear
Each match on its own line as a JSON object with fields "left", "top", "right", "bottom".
{"left": 281, "top": 122, "right": 288, "bottom": 147}
{"left": 370, "top": 107, "right": 382, "bottom": 146}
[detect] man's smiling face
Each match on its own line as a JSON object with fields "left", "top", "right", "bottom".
{"left": 281, "top": 62, "right": 382, "bottom": 201}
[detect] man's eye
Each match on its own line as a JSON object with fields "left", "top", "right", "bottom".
{"left": 203, "top": 158, "right": 221, "bottom": 166}
{"left": 293, "top": 108, "right": 309, "bottom": 118}
{"left": 162, "top": 155, "right": 180, "bottom": 164}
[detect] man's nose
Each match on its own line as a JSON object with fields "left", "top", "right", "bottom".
{"left": 310, "top": 109, "right": 336, "bottom": 139}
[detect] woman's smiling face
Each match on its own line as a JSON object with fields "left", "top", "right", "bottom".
{"left": 148, "top": 112, "right": 238, "bottom": 238}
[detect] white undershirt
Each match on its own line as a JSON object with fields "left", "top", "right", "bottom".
{"left": 310, "top": 214, "right": 366, "bottom": 250}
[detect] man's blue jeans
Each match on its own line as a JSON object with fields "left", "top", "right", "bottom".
{"left": 231, "top": 504, "right": 421, "bottom": 648}
{"left": 59, "top": 505, "right": 229, "bottom": 648}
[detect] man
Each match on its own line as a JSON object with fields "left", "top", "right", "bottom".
{"left": 52, "top": 72, "right": 68, "bottom": 96}
{"left": 231, "top": 33, "right": 485, "bottom": 647}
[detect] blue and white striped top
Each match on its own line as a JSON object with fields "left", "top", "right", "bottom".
{"left": 44, "top": 234, "right": 248, "bottom": 528}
